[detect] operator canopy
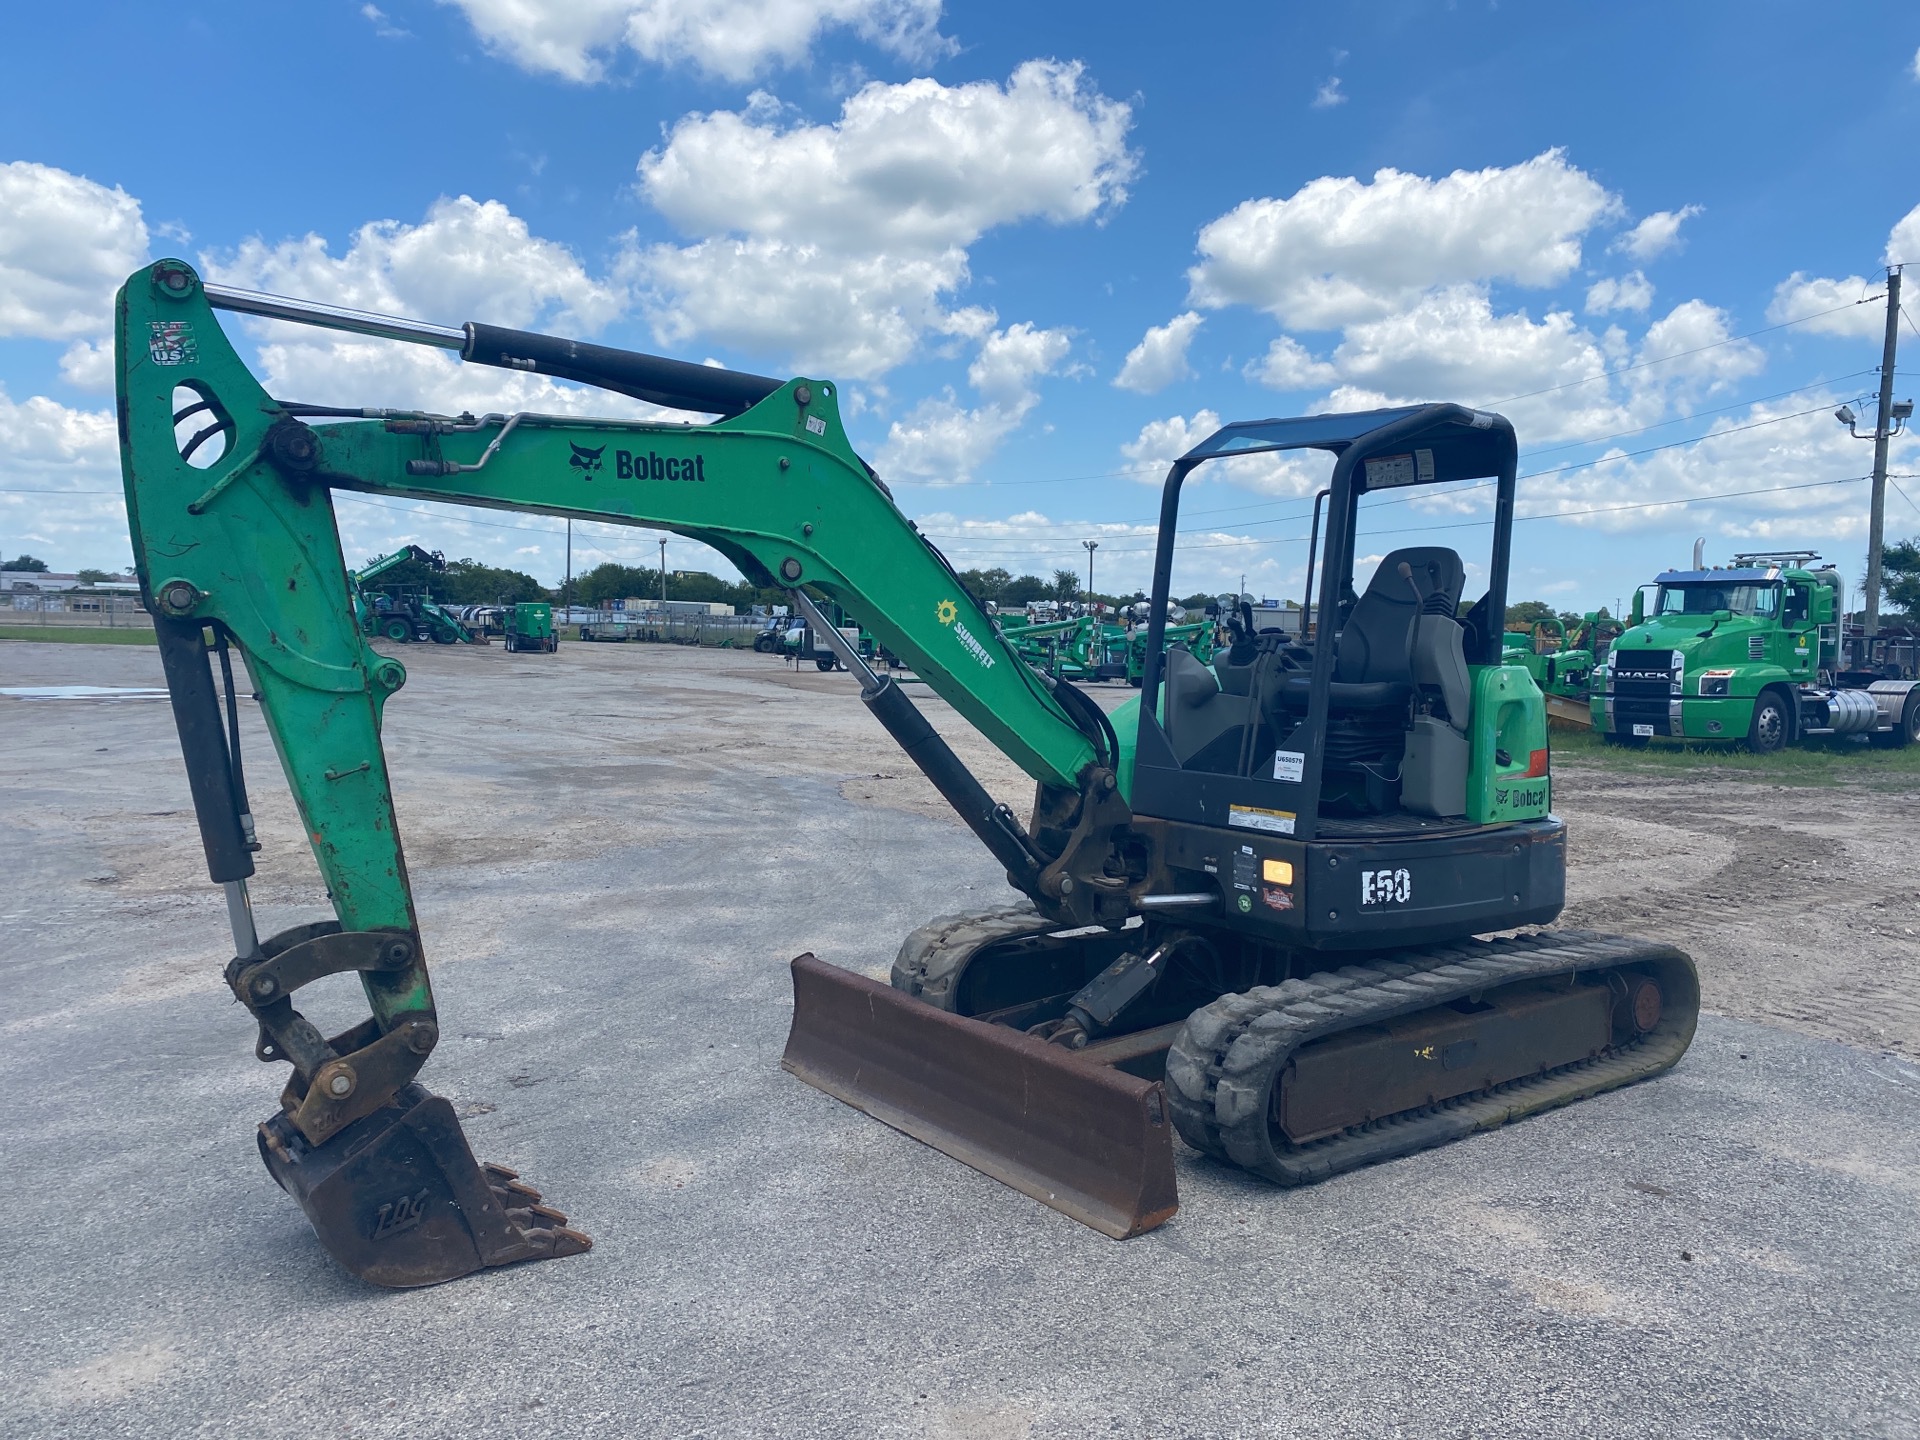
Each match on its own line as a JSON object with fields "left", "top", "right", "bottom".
{"left": 1179, "top": 403, "right": 1515, "bottom": 485}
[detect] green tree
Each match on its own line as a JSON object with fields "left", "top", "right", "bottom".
{"left": 75, "top": 568, "right": 116, "bottom": 585}
{"left": 1881, "top": 539, "right": 1920, "bottom": 617}
{"left": 1002, "top": 573, "right": 1050, "bottom": 605}
{"left": 441, "top": 558, "right": 548, "bottom": 606}
{"left": 1177, "top": 592, "right": 1217, "bottom": 610}
{"left": 1051, "top": 568, "right": 1080, "bottom": 603}
{"left": 1505, "top": 599, "right": 1559, "bottom": 630}
{"left": 575, "top": 562, "right": 657, "bottom": 607}
{"left": 4, "top": 554, "right": 49, "bottom": 572}
{"left": 956, "top": 567, "right": 1012, "bottom": 604}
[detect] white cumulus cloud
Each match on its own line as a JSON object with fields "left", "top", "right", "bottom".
{"left": 1247, "top": 335, "right": 1337, "bottom": 391}
{"left": 204, "top": 196, "right": 652, "bottom": 417}
{"left": 0, "top": 161, "right": 149, "bottom": 341}
{"left": 1585, "top": 271, "right": 1653, "bottom": 315}
{"left": 876, "top": 322, "right": 1070, "bottom": 481}
{"left": 210, "top": 194, "right": 623, "bottom": 333}
{"left": 441, "top": 0, "right": 954, "bottom": 84}
{"left": 1113, "top": 312, "right": 1202, "bottom": 394}
{"left": 1765, "top": 201, "right": 1920, "bottom": 339}
{"left": 1186, "top": 149, "right": 1619, "bottom": 330}
{"left": 1610, "top": 205, "right": 1702, "bottom": 262}
{"left": 1119, "top": 409, "right": 1329, "bottom": 496}
{"left": 0, "top": 384, "right": 127, "bottom": 569}
{"left": 626, "top": 61, "right": 1135, "bottom": 378}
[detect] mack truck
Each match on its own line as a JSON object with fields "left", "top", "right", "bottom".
{"left": 1592, "top": 547, "right": 1920, "bottom": 752}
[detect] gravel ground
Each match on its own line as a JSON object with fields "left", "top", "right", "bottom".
{"left": 3, "top": 640, "right": 1917, "bottom": 1439}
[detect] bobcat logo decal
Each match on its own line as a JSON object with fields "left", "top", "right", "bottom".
{"left": 569, "top": 442, "right": 606, "bottom": 474}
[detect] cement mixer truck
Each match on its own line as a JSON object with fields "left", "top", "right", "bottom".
{"left": 1592, "top": 547, "right": 1920, "bottom": 753}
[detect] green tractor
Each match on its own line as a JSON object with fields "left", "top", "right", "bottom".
{"left": 1501, "top": 614, "right": 1616, "bottom": 728}
{"left": 503, "top": 601, "right": 558, "bottom": 653}
{"left": 351, "top": 545, "right": 473, "bottom": 645}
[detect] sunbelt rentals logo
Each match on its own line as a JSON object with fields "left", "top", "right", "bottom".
{"left": 937, "top": 598, "right": 995, "bottom": 670}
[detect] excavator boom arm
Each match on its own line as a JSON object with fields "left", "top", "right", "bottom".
{"left": 114, "top": 261, "right": 1132, "bottom": 1285}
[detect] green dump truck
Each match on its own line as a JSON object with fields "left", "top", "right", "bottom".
{"left": 1592, "top": 549, "right": 1920, "bottom": 752}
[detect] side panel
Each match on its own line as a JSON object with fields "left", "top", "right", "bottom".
{"left": 1465, "top": 664, "right": 1551, "bottom": 824}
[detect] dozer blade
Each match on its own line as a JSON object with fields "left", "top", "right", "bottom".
{"left": 256, "top": 1083, "right": 590, "bottom": 1288}
{"left": 782, "top": 954, "right": 1178, "bottom": 1239}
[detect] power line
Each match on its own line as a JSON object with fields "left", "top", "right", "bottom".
{"left": 1484, "top": 297, "right": 1882, "bottom": 405}
{"left": 929, "top": 473, "right": 1874, "bottom": 558}
{"left": 917, "top": 401, "right": 1843, "bottom": 543}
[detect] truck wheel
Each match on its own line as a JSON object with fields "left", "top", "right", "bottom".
{"left": 383, "top": 617, "right": 413, "bottom": 642}
{"left": 1747, "top": 691, "right": 1790, "bottom": 755}
{"left": 432, "top": 626, "right": 457, "bottom": 645}
{"left": 816, "top": 654, "right": 836, "bottom": 671}
{"left": 1870, "top": 693, "right": 1920, "bottom": 748}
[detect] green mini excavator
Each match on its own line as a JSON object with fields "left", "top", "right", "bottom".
{"left": 117, "top": 260, "right": 1697, "bottom": 1288}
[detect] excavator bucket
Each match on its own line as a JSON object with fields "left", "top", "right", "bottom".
{"left": 782, "top": 954, "right": 1179, "bottom": 1238}
{"left": 256, "top": 1083, "right": 591, "bottom": 1288}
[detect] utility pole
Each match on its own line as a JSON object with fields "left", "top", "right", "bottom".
{"left": 1864, "top": 266, "right": 1903, "bottom": 637}
{"left": 658, "top": 536, "right": 668, "bottom": 614}
{"left": 564, "top": 518, "right": 572, "bottom": 615}
{"left": 1082, "top": 539, "right": 1098, "bottom": 607}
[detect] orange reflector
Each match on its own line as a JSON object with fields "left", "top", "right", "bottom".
{"left": 1262, "top": 858, "right": 1294, "bottom": 885}
{"left": 1524, "top": 748, "right": 1550, "bottom": 778}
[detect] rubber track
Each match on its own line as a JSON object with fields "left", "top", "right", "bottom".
{"left": 1163, "top": 929, "right": 1699, "bottom": 1186}
{"left": 889, "top": 902, "right": 1045, "bottom": 1010}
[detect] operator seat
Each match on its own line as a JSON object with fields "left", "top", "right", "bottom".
{"left": 1279, "top": 546, "right": 1466, "bottom": 710}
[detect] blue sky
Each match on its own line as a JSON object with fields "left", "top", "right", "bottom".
{"left": 3, "top": 0, "right": 1917, "bottom": 612}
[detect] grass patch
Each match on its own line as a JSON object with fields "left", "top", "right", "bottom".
{"left": 0, "top": 626, "right": 156, "bottom": 646}
{"left": 1553, "top": 724, "right": 1920, "bottom": 789}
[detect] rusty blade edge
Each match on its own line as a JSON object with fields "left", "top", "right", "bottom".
{"left": 781, "top": 953, "right": 1179, "bottom": 1240}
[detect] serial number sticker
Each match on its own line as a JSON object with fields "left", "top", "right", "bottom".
{"left": 1632, "top": 723, "right": 1654, "bottom": 737}
{"left": 804, "top": 415, "right": 827, "bottom": 436}
{"left": 1228, "top": 804, "right": 1296, "bottom": 835}
{"left": 1272, "top": 749, "right": 1305, "bottom": 783}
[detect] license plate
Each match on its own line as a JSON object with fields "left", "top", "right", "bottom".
{"left": 1632, "top": 723, "right": 1654, "bottom": 737}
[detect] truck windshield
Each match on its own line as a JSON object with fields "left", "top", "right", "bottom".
{"left": 1654, "top": 582, "right": 1778, "bottom": 618}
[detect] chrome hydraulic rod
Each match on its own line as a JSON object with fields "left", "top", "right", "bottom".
{"left": 199, "top": 277, "right": 781, "bottom": 415}
{"left": 204, "top": 283, "right": 467, "bottom": 349}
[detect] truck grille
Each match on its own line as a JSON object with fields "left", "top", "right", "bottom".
{"left": 1612, "top": 650, "right": 1676, "bottom": 700}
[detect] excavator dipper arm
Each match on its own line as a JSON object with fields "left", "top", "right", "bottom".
{"left": 117, "top": 261, "right": 1147, "bottom": 1283}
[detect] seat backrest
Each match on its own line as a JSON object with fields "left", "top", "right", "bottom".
{"left": 1333, "top": 547, "right": 1466, "bottom": 685}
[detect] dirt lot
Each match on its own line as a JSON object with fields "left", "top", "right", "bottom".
{"left": 4, "top": 638, "right": 1918, "bottom": 1439}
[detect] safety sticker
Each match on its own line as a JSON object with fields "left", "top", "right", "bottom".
{"left": 1364, "top": 454, "right": 1414, "bottom": 488}
{"left": 1272, "top": 749, "right": 1304, "bottom": 783}
{"left": 148, "top": 320, "right": 197, "bottom": 366}
{"left": 1228, "top": 804, "right": 1295, "bottom": 835}
{"left": 805, "top": 415, "right": 827, "bottom": 436}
